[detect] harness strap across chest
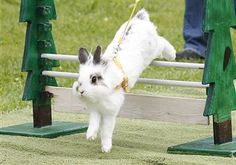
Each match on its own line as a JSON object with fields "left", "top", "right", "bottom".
{"left": 113, "top": 56, "right": 129, "bottom": 92}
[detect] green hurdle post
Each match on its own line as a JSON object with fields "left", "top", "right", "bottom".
{"left": 202, "top": 0, "right": 236, "bottom": 145}
{"left": 20, "top": 0, "right": 59, "bottom": 128}
{"left": 168, "top": 0, "right": 236, "bottom": 157}
{"left": 0, "top": 0, "right": 87, "bottom": 138}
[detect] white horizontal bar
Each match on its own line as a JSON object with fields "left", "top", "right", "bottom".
{"left": 41, "top": 53, "right": 78, "bottom": 61}
{"left": 42, "top": 71, "right": 208, "bottom": 88}
{"left": 137, "top": 78, "right": 209, "bottom": 88}
{"left": 42, "top": 71, "right": 79, "bottom": 78}
{"left": 151, "top": 61, "right": 204, "bottom": 69}
{"left": 41, "top": 53, "right": 204, "bottom": 69}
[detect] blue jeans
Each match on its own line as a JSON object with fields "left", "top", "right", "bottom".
{"left": 183, "top": 0, "right": 236, "bottom": 57}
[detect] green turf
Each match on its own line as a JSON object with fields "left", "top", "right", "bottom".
{"left": 1, "top": 110, "right": 236, "bottom": 165}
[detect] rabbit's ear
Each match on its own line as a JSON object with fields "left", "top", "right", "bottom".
{"left": 93, "top": 45, "right": 102, "bottom": 65}
{"left": 79, "top": 48, "right": 89, "bottom": 64}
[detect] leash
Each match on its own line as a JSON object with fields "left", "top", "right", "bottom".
{"left": 118, "top": 0, "right": 141, "bottom": 46}
{"left": 113, "top": 0, "right": 141, "bottom": 93}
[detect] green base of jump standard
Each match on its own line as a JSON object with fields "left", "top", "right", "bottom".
{"left": 167, "top": 137, "right": 236, "bottom": 157}
{"left": 0, "top": 121, "right": 88, "bottom": 138}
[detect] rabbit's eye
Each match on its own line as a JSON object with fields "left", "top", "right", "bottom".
{"left": 91, "top": 76, "right": 97, "bottom": 84}
{"left": 90, "top": 73, "right": 102, "bottom": 85}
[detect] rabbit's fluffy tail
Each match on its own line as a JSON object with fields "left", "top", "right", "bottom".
{"left": 135, "top": 9, "right": 150, "bottom": 21}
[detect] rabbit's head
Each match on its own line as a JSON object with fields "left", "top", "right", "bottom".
{"left": 73, "top": 46, "right": 114, "bottom": 103}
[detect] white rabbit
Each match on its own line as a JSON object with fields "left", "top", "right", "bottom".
{"left": 73, "top": 9, "right": 176, "bottom": 153}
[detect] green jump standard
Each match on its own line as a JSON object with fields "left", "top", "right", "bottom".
{"left": 168, "top": 137, "right": 236, "bottom": 157}
{"left": 0, "top": 121, "right": 87, "bottom": 138}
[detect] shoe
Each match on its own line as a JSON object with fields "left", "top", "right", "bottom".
{"left": 176, "top": 49, "right": 204, "bottom": 60}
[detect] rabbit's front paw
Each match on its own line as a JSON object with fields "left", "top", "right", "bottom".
{"left": 101, "top": 143, "right": 112, "bottom": 153}
{"left": 86, "top": 131, "right": 97, "bottom": 141}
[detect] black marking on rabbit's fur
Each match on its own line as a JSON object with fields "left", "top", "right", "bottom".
{"left": 100, "top": 59, "right": 108, "bottom": 66}
{"left": 90, "top": 73, "right": 103, "bottom": 85}
{"left": 93, "top": 46, "right": 102, "bottom": 65}
{"left": 136, "top": 9, "right": 149, "bottom": 21}
{"left": 125, "top": 25, "right": 132, "bottom": 36}
{"left": 79, "top": 48, "right": 89, "bottom": 64}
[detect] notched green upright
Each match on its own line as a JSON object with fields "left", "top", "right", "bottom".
{"left": 20, "top": 0, "right": 56, "bottom": 21}
{"left": 0, "top": 0, "right": 88, "bottom": 137}
{"left": 20, "top": 0, "right": 59, "bottom": 127}
{"left": 168, "top": 1, "right": 236, "bottom": 157}
{"left": 203, "top": 0, "right": 236, "bottom": 144}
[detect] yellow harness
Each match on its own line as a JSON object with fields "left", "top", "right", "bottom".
{"left": 112, "top": 0, "right": 141, "bottom": 93}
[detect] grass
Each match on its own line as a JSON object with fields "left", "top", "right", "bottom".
{"left": 0, "top": 0, "right": 205, "bottom": 113}
{"left": 1, "top": 110, "right": 236, "bottom": 165}
{"left": 0, "top": 0, "right": 236, "bottom": 164}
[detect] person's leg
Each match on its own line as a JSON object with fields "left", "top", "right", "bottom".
{"left": 178, "top": 0, "right": 207, "bottom": 59}
{"left": 184, "top": 0, "right": 207, "bottom": 57}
